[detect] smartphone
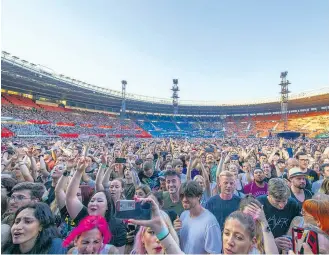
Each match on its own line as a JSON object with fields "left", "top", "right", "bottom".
{"left": 128, "top": 224, "right": 136, "bottom": 232}
{"left": 292, "top": 227, "right": 319, "bottom": 255}
{"left": 292, "top": 227, "right": 304, "bottom": 254}
{"left": 115, "top": 200, "right": 151, "bottom": 220}
{"left": 305, "top": 230, "right": 319, "bottom": 255}
{"left": 115, "top": 158, "right": 127, "bottom": 164}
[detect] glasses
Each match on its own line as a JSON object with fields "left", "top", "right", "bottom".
{"left": 9, "top": 195, "right": 30, "bottom": 202}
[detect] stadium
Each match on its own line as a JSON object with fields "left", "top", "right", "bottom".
{"left": 1, "top": 52, "right": 329, "bottom": 139}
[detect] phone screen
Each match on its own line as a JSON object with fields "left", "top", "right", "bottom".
{"left": 115, "top": 158, "right": 127, "bottom": 164}
{"left": 115, "top": 200, "right": 151, "bottom": 220}
{"left": 292, "top": 227, "right": 319, "bottom": 255}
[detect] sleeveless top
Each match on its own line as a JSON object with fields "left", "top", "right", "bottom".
{"left": 72, "top": 244, "right": 113, "bottom": 254}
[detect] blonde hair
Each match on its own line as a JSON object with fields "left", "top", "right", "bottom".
{"left": 133, "top": 210, "right": 179, "bottom": 254}
{"left": 219, "top": 170, "right": 234, "bottom": 178}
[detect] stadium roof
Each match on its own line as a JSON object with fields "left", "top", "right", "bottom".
{"left": 1, "top": 52, "right": 329, "bottom": 115}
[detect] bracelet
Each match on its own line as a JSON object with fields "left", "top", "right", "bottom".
{"left": 156, "top": 226, "right": 170, "bottom": 241}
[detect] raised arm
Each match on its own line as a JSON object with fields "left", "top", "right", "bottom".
{"left": 17, "top": 149, "right": 34, "bottom": 182}
{"left": 27, "top": 148, "right": 38, "bottom": 181}
{"left": 96, "top": 157, "right": 107, "bottom": 192}
{"left": 55, "top": 158, "right": 75, "bottom": 210}
{"left": 66, "top": 157, "right": 89, "bottom": 220}
{"left": 1, "top": 152, "right": 12, "bottom": 172}
{"left": 216, "top": 150, "right": 228, "bottom": 180}
{"left": 102, "top": 162, "right": 114, "bottom": 189}
{"left": 38, "top": 154, "right": 50, "bottom": 179}
{"left": 55, "top": 174, "right": 70, "bottom": 210}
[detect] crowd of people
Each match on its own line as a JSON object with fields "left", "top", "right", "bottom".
{"left": 1, "top": 105, "right": 144, "bottom": 137}
{"left": 1, "top": 136, "right": 329, "bottom": 254}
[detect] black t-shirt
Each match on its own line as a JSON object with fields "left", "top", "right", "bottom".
{"left": 305, "top": 169, "right": 319, "bottom": 185}
{"left": 290, "top": 189, "right": 313, "bottom": 212}
{"left": 138, "top": 170, "right": 160, "bottom": 190}
{"left": 257, "top": 195, "right": 300, "bottom": 238}
{"left": 74, "top": 206, "right": 127, "bottom": 247}
{"left": 205, "top": 195, "right": 241, "bottom": 230}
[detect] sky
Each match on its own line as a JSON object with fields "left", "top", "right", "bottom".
{"left": 1, "top": 0, "right": 329, "bottom": 104}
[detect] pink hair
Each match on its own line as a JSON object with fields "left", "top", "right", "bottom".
{"left": 133, "top": 226, "right": 147, "bottom": 254}
{"left": 63, "top": 215, "right": 112, "bottom": 247}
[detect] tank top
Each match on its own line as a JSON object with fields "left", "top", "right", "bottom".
{"left": 72, "top": 244, "right": 113, "bottom": 254}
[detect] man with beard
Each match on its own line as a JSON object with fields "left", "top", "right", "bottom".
{"left": 177, "top": 181, "right": 222, "bottom": 254}
{"left": 289, "top": 167, "right": 313, "bottom": 211}
{"left": 296, "top": 152, "right": 318, "bottom": 190}
{"left": 243, "top": 168, "right": 268, "bottom": 197}
{"left": 205, "top": 171, "right": 241, "bottom": 230}
{"left": 162, "top": 170, "right": 184, "bottom": 215}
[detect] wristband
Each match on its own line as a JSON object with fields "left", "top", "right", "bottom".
{"left": 101, "top": 164, "right": 107, "bottom": 168}
{"left": 156, "top": 226, "right": 169, "bottom": 241}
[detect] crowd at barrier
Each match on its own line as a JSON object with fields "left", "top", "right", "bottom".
{"left": 1, "top": 136, "right": 329, "bottom": 254}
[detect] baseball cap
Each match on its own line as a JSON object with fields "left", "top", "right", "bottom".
{"left": 289, "top": 167, "right": 307, "bottom": 179}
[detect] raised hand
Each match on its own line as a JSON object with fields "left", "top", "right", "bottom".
{"left": 173, "top": 215, "right": 182, "bottom": 232}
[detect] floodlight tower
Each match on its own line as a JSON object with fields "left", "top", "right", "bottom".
{"left": 171, "top": 79, "right": 179, "bottom": 116}
{"left": 120, "top": 80, "right": 127, "bottom": 120}
{"left": 279, "top": 71, "right": 291, "bottom": 131}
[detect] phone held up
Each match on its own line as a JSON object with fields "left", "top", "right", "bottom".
{"left": 292, "top": 227, "right": 319, "bottom": 255}
{"left": 115, "top": 200, "right": 151, "bottom": 220}
{"left": 115, "top": 158, "right": 127, "bottom": 164}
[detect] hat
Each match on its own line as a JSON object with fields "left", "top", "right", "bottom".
{"left": 289, "top": 167, "right": 307, "bottom": 179}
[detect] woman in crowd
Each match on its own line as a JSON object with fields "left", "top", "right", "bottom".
{"left": 320, "top": 178, "right": 329, "bottom": 195}
{"left": 109, "top": 178, "right": 125, "bottom": 204}
{"left": 64, "top": 215, "right": 118, "bottom": 254}
{"left": 132, "top": 208, "right": 179, "bottom": 254}
{"left": 65, "top": 157, "right": 127, "bottom": 252}
{"left": 124, "top": 166, "right": 138, "bottom": 200}
{"left": 135, "top": 184, "right": 151, "bottom": 199}
{"left": 288, "top": 198, "right": 329, "bottom": 237}
{"left": 2, "top": 202, "right": 66, "bottom": 254}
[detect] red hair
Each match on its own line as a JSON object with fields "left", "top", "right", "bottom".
{"left": 303, "top": 199, "right": 329, "bottom": 234}
{"left": 63, "top": 215, "right": 112, "bottom": 247}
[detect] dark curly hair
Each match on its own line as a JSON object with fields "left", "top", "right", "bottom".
{"left": 2, "top": 202, "right": 60, "bottom": 254}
